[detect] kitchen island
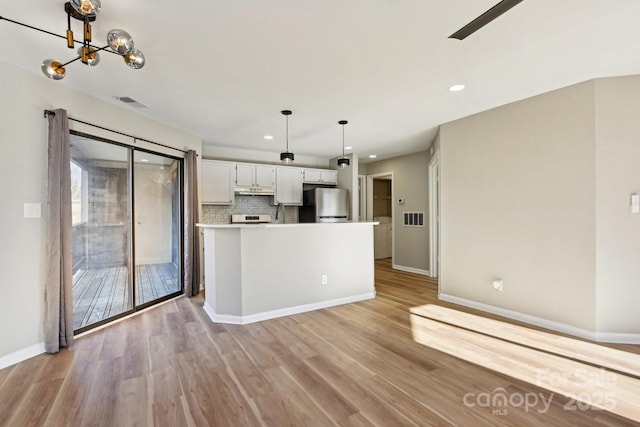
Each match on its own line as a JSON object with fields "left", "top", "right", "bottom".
{"left": 197, "top": 222, "right": 377, "bottom": 324}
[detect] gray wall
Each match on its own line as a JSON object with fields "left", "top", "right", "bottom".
{"left": 334, "top": 154, "right": 359, "bottom": 221}
{"left": 366, "top": 151, "right": 430, "bottom": 272}
{"left": 439, "top": 76, "right": 640, "bottom": 339}
{"left": 0, "top": 61, "right": 201, "bottom": 364}
{"left": 594, "top": 76, "right": 640, "bottom": 335}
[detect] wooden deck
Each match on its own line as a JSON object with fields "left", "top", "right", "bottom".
{"left": 72, "top": 263, "right": 180, "bottom": 330}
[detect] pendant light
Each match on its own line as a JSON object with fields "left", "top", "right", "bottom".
{"left": 337, "top": 120, "right": 350, "bottom": 168}
{"left": 280, "top": 110, "right": 294, "bottom": 164}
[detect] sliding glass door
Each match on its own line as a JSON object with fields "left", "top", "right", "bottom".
{"left": 133, "top": 151, "right": 181, "bottom": 306}
{"left": 70, "top": 133, "right": 183, "bottom": 333}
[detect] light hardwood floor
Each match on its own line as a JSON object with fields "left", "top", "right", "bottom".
{"left": 1, "top": 259, "right": 638, "bottom": 426}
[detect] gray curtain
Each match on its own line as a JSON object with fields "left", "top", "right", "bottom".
{"left": 44, "top": 109, "right": 73, "bottom": 353}
{"left": 184, "top": 150, "right": 201, "bottom": 297}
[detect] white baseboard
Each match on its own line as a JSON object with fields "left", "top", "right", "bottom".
{"left": 438, "top": 293, "right": 600, "bottom": 341}
{"left": 0, "top": 342, "right": 46, "bottom": 370}
{"left": 203, "top": 292, "right": 376, "bottom": 325}
{"left": 438, "top": 293, "right": 640, "bottom": 344}
{"left": 595, "top": 331, "right": 640, "bottom": 344}
{"left": 393, "top": 264, "right": 430, "bottom": 276}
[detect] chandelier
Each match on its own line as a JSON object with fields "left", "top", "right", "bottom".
{"left": 0, "top": 0, "right": 145, "bottom": 80}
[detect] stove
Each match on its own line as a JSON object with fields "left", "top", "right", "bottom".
{"left": 231, "top": 214, "right": 272, "bottom": 224}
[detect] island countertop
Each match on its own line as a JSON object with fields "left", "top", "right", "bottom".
{"left": 198, "top": 221, "right": 377, "bottom": 324}
{"left": 197, "top": 221, "right": 378, "bottom": 229}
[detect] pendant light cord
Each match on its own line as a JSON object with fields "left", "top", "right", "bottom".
{"left": 342, "top": 124, "right": 345, "bottom": 157}
{"left": 286, "top": 114, "right": 289, "bottom": 152}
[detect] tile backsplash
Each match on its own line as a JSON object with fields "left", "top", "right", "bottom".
{"left": 202, "top": 195, "right": 298, "bottom": 224}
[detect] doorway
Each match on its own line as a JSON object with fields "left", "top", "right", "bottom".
{"left": 70, "top": 132, "right": 183, "bottom": 333}
{"left": 367, "top": 172, "right": 394, "bottom": 261}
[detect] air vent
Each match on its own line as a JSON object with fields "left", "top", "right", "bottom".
{"left": 114, "top": 96, "right": 148, "bottom": 108}
{"left": 403, "top": 212, "right": 424, "bottom": 227}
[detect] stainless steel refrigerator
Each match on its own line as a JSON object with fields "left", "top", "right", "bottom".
{"left": 300, "top": 188, "right": 350, "bottom": 223}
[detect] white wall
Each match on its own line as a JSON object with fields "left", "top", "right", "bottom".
{"left": 202, "top": 145, "right": 330, "bottom": 168}
{"left": 0, "top": 61, "right": 201, "bottom": 364}
{"left": 440, "top": 76, "right": 640, "bottom": 340}
{"left": 594, "top": 76, "right": 640, "bottom": 336}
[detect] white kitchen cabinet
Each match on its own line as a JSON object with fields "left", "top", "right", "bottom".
{"left": 235, "top": 163, "right": 275, "bottom": 190}
{"left": 201, "top": 160, "right": 235, "bottom": 205}
{"left": 275, "top": 167, "right": 304, "bottom": 205}
{"left": 303, "top": 168, "right": 338, "bottom": 185}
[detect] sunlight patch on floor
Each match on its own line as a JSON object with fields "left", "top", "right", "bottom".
{"left": 410, "top": 304, "right": 640, "bottom": 423}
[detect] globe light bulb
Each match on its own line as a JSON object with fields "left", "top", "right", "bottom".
{"left": 107, "top": 29, "right": 134, "bottom": 55}
{"left": 41, "top": 59, "right": 66, "bottom": 80}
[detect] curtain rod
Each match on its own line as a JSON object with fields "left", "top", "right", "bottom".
{"left": 43, "top": 109, "right": 190, "bottom": 154}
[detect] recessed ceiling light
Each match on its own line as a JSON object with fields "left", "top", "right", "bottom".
{"left": 140, "top": 158, "right": 149, "bottom": 162}
{"left": 345, "top": 146, "right": 352, "bottom": 150}
{"left": 264, "top": 135, "right": 274, "bottom": 140}
{"left": 449, "top": 84, "right": 466, "bottom": 92}
{"left": 369, "top": 154, "right": 377, "bottom": 159}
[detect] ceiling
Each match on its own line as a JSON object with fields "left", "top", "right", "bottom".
{"left": 3, "top": 1, "right": 640, "bottom": 163}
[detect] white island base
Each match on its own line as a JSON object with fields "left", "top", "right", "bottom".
{"left": 197, "top": 222, "right": 377, "bottom": 324}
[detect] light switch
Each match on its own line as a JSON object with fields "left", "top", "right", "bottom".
{"left": 24, "top": 203, "right": 42, "bottom": 218}
{"left": 631, "top": 194, "right": 640, "bottom": 214}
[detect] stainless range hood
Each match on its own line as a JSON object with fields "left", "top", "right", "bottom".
{"left": 234, "top": 187, "right": 275, "bottom": 196}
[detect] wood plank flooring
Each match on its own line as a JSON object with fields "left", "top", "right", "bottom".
{"left": 73, "top": 263, "right": 180, "bottom": 330}
{"left": 2, "top": 259, "right": 639, "bottom": 426}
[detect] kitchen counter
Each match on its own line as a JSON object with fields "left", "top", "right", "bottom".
{"left": 197, "top": 221, "right": 378, "bottom": 228}
{"left": 197, "top": 222, "right": 377, "bottom": 324}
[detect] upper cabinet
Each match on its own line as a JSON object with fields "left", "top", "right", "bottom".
{"left": 235, "top": 163, "right": 275, "bottom": 192}
{"left": 303, "top": 168, "right": 337, "bottom": 185}
{"left": 202, "top": 160, "right": 338, "bottom": 206}
{"left": 275, "top": 167, "right": 304, "bottom": 205}
{"left": 201, "top": 160, "right": 235, "bottom": 205}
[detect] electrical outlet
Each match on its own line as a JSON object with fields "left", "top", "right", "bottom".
{"left": 493, "top": 279, "right": 503, "bottom": 292}
{"left": 321, "top": 274, "right": 328, "bottom": 285}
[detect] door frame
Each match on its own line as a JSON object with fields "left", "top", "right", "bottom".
{"left": 358, "top": 175, "right": 366, "bottom": 222}
{"left": 70, "top": 130, "right": 185, "bottom": 334}
{"left": 428, "top": 151, "right": 440, "bottom": 279}
{"left": 367, "top": 171, "right": 394, "bottom": 261}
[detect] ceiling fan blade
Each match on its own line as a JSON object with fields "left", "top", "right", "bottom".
{"left": 449, "top": 0, "right": 524, "bottom": 40}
